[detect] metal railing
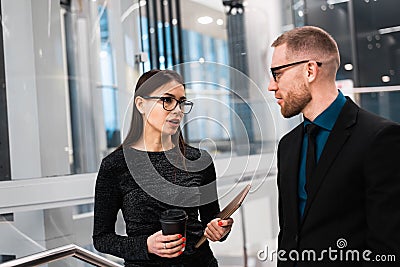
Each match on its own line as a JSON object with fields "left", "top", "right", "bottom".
{"left": 0, "top": 244, "right": 123, "bottom": 267}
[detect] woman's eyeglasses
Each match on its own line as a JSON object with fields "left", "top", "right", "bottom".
{"left": 142, "top": 96, "right": 194, "bottom": 114}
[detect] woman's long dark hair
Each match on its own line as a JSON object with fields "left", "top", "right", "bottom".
{"left": 119, "top": 69, "right": 186, "bottom": 154}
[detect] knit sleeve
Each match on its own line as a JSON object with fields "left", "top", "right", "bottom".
{"left": 198, "top": 150, "right": 231, "bottom": 242}
{"left": 198, "top": 157, "right": 220, "bottom": 228}
{"left": 92, "top": 156, "right": 150, "bottom": 261}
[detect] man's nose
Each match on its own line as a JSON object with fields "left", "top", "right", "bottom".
{"left": 267, "top": 76, "right": 278, "bottom": 92}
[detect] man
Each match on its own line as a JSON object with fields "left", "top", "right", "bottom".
{"left": 268, "top": 26, "right": 400, "bottom": 266}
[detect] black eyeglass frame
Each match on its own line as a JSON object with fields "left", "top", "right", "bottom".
{"left": 270, "top": 60, "right": 322, "bottom": 82}
{"left": 141, "top": 95, "right": 194, "bottom": 114}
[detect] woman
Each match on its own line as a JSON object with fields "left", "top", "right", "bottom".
{"left": 93, "top": 69, "right": 233, "bottom": 267}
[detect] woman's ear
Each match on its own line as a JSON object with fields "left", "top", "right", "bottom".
{"left": 135, "top": 96, "right": 145, "bottom": 114}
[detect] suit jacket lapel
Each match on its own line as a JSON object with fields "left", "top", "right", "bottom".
{"left": 280, "top": 124, "right": 304, "bottom": 231}
{"left": 301, "top": 98, "right": 359, "bottom": 226}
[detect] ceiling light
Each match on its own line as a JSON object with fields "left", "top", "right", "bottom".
{"left": 327, "top": 0, "right": 349, "bottom": 4}
{"left": 217, "top": 19, "right": 224, "bottom": 26}
{"left": 344, "top": 64, "right": 353, "bottom": 71}
{"left": 378, "top": 25, "right": 400, "bottom": 35}
{"left": 197, "top": 16, "right": 213, "bottom": 25}
{"left": 100, "top": 51, "right": 108, "bottom": 58}
{"left": 382, "top": 76, "right": 390, "bottom": 83}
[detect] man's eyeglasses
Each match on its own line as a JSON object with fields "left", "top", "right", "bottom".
{"left": 270, "top": 60, "right": 322, "bottom": 82}
{"left": 142, "top": 96, "right": 194, "bottom": 114}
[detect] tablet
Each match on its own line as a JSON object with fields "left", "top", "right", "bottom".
{"left": 195, "top": 183, "right": 251, "bottom": 248}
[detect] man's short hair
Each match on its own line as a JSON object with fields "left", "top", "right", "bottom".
{"left": 272, "top": 26, "right": 340, "bottom": 68}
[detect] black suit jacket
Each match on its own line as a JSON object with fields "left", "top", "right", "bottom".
{"left": 277, "top": 98, "right": 400, "bottom": 267}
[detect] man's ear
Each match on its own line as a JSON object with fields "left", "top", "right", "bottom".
{"left": 306, "top": 61, "right": 319, "bottom": 83}
{"left": 135, "top": 96, "right": 145, "bottom": 114}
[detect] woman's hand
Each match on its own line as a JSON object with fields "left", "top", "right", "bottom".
{"left": 147, "top": 230, "right": 186, "bottom": 258}
{"left": 204, "top": 218, "right": 234, "bottom": 242}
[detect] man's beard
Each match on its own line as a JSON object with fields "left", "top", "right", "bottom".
{"left": 281, "top": 82, "right": 311, "bottom": 118}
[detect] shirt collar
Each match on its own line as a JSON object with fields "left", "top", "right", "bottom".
{"left": 304, "top": 90, "right": 347, "bottom": 131}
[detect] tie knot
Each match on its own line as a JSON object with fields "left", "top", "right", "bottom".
{"left": 305, "top": 123, "right": 320, "bottom": 137}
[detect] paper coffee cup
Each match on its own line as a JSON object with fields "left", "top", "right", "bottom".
{"left": 160, "top": 209, "right": 188, "bottom": 237}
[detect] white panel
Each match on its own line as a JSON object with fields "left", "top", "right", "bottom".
{"left": 31, "top": 0, "right": 71, "bottom": 176}
{"left": 119, "top": 0, "right": 141, "bottom": 141}
{"left": 0, "top": 173, "right": 96, "bottom": 214}
{"left": 2, "top": 0, "right": 42, "bottom": 179}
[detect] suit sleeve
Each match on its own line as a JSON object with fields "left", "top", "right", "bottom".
{"left": 277, "top": 143, "right": 284, "bottom": 250}
{"left": 363, "top": 124, "right": 400, "bottom": 265}
{"left": 92, "top": 158, "right": 151, "bottom": 261}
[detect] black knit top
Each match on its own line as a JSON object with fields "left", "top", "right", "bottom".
{"left": 92, "top": 145, "right": 222, "bottom": 267}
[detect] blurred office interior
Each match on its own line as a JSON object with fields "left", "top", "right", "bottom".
{"left": 0, "top": 0, "right": 399, "bottom": 266}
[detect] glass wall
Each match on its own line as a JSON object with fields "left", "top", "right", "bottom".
{"left": 1, "top": 0, "right": 399, "bottom": 266}
{"left": 294, "top": 0, "right": 400, "bottom": 123}
{"left": 98, "top": 7, "right": 121, "bottom": 148}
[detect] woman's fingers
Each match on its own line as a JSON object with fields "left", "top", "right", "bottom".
{"left": 160, "top": 240, "right": 185, "bottom": 256}
{"left": 158, "top": 235, "right": 186, "bottom": 258}
{"left": 205, "top": 219, "right": 221, "bottom": 241}
{"left": 159, "top": 233, "right": 184, "bottom": 243}
{"left": 147, "top": 231, "right": 186, "bottom": 258}
{"left": 219, "top": 218, "right": 234, "bottom": 227}
{"left": 159, "top": 235, "right": 185, "bottom": 250}
{"left": 204, "top": 218, "right": 234, "bottom": 242}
